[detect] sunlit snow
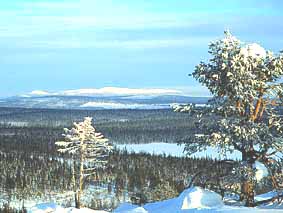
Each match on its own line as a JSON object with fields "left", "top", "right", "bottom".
{"left": 240, "top": 43, "right": 266, "bottom": 59}
{"left": 30, "top": 90, "right": 51, "bottom": 96}
{"left": 254, "top": 161, "right": 269, "bottom": 181}
{"left": 114, "top": 187, "right": 283, "bottom": 213}
{"left": 80, "top": 102, "right": 170, "bottom": 109}
{"left": 28, "top": 87, "right": 182, "bottom": 97}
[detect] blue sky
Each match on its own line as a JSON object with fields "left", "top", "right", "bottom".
{"left": 1, "top": 0, "right": 283, "bottom": 97}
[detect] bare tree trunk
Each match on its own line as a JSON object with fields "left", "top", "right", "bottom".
{"left": 240, "top": 150, "right": 255, "bottom": 207}
{"left": 252, "top": 94, "right": 263, "bottom": 121}
{"left": 72, "top": 161, "right": 79, "bottom": 208}
{"left": 239, "top": 96, "right": 262, "bottom": 207}
{"left": 244, "top": 96, "right": 264, "bottom": 206}
{"left": 77, "top": 141, "right": 86, "bottom": 208}
{"left": 245, "top": 160, "right": 255, "bottom": 207}
{"left": 240, "top": 151, "right": 247, "bottom": 201}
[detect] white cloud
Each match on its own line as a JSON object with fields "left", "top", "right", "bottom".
{"left": 0, "top": 0, "right": 208, "bottom": 40}
{"left": 1, "top": 0, "right": 198, "bottom": 32}
{"left": 0, "top": 0, "right": 216, "bottom": 52}
{"left": 0, "top": 6, "right": 212, "bottom": 50}
{"left": 23, "top": 1, "right": 80, "bottom": 10}
{"left": 26, "top": 37, "right": 211, "bottom": 49}
{"left": 55, "top": 15, "right": 194, "bottom": 30}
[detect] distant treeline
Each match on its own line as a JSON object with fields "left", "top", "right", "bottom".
{"left": 0, "top": 107, "right": 212, "bottom": 144}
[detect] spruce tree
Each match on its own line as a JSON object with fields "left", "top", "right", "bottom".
{"left": 55, "top": 117, "right": 113, "bottom": 208}
{"left": 175, "top": 31, "right": 283, "bottom": 206}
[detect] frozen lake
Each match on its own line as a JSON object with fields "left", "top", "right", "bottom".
{"left": 116, "top": 142, "right": 242, "bottom": 160}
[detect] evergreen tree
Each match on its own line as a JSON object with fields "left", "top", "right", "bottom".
{"left": 175, "top": 31, "right": 283, "bottom": 206}
{"left": 55, "top": 117, "right": 113, "bottom": 208}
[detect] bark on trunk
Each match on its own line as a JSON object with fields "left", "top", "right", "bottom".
{"left": 240, "top": 152, "right": 247, "bottom": 201}
{"left": 245, "top": 160, "right": 255, "bottom": 207}
{"left": 240, "top": 151, "right": 255, "bottom": 207}
{"left": 252, "top": 97, "right": 262, "bottom": 121}
{"left": 77, "top": 155, "right": 84, "bottom": 208}
{"left": 77, "top": 138, "right": 86, "bottom": 208}
{"left": 72, "top": 161, "right": 79, "bottom": 208}
{"left": 240, "top": 95, "right": 262, "bottom": 206}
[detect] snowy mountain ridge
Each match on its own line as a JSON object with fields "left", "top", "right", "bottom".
{"left": 26, "top": 87, "right": 183, "bottom": 97}
{"left": 0, "top": 90, "right": 210, "bottom": 110}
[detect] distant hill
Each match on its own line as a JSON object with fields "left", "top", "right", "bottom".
{"left": 0, "top": 95, "right": 210, "bottom": 110}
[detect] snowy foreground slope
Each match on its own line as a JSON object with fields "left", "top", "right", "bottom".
{"left": 114, "top": 187, "right": 283, "bottom": 213}
{"left": 29, "top": 187, "right": 283, "bottom": 213}
{"left": 28, "top": 203, "right": 108, "bottom": 213}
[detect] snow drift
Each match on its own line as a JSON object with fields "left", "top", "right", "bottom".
{"left": 28, "top": 203, "right": 108, "bottom": 213}
{"left": 28, "top": 187, "right": 283, "bottom": 213}
{"left": 115, "top": 187, "right": 224, "bottom": 213}
{"left": 114, "top": 187, "right": 283, "bottom": 212}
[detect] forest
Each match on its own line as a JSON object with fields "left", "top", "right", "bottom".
{"left": 0, "top": 107, "right": 237, "bottom": 212}
{"left": 0, "top": 107, "right": 204, "bottom": 144}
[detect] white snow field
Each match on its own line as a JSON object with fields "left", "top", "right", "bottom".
{"left": 29, "top": 187, "right": 283, "bottom": 212}
{"left": 116, "top": 142, "right": 242, "bottom": 160}
{"left": 114, "top": 187, "right": 283, "bottom": 213}
{"left": 28, "top": 202, "right": 108, "bottom": 213}
{"left": 114, "top": 187, "right": 224, "bottom": 213}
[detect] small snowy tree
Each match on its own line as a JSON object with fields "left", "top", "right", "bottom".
{"left": 175, "top": 31, "right": 283, "bottom": 206}
{"left": 55, "top": 117, "right": 113, "bottom": 208}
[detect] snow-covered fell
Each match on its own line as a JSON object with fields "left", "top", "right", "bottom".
{"left": 0, "top": 92, "right": 209, "bottom": 110}
{"left": 80, "top": 102, "right": 170, "bottom": 109}
{"left": 27, "top": 87, "right": 182, "bottom": 97}
{"left": 30, "top": 90, "right": 50, "bottom": 96}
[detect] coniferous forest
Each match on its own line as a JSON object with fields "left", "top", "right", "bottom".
{"left": 0, "top": 107, "right": 277, "bottom": 212}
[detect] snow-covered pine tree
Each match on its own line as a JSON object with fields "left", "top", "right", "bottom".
{"left": 174, "top": 31, "right": 283, "bottom": 207}
{"left": 55, "top": 117, "right": 113, "bottom": 208}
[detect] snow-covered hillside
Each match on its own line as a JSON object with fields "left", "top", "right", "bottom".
{"left": 80, "top": 102, "right": 170, "bottom": 109}
{"left": 27, "top": 87, "right": 183, "bottom": 97}
{"left": 114, "top": 187, "right": 283, "bottom": 213}
{"left": 28, "top": 203, "right": 108, "bottom": 213}
{"left": 28, "top": 187, "right": 283, "bottom": 213}
{"left": 0, "top": 90, "right": 209, "bottom": 110}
